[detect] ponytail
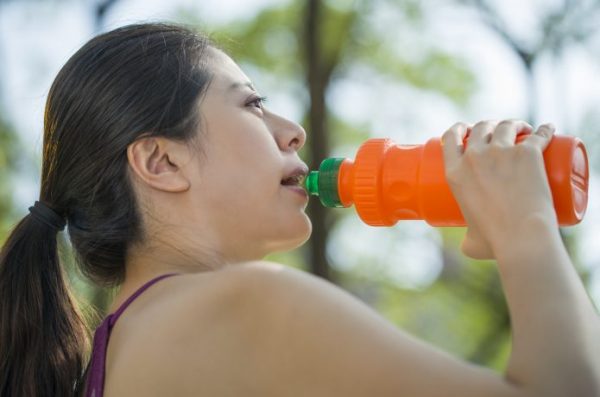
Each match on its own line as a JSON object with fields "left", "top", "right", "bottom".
{"left": 0, "top": 206, "right": 90, "bottom": 396}
{"left": 0, "top": 22, "right": 215, "bottom": 396}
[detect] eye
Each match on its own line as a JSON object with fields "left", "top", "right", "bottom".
{"left": 246, "top": 95, "right": 268, "bottom": 110}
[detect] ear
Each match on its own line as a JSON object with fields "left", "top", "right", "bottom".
{"left": 127, "top": 136, "right": 191, "bottom": 193}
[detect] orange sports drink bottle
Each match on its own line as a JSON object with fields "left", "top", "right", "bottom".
{"left": 305, "top": 131, "right": 589, "bottom": 227}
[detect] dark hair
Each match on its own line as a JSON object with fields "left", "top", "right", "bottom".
{"left": 0, "top": 22, "right": 214, "bottom": 396}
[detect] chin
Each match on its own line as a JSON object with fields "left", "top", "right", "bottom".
{"left": 265, "top": 216, "right": 312, "bottom": 253}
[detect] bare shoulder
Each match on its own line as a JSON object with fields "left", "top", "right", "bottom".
{"left": 208, "top": 261, "right": 523, "bottom": 397}
{"left": 105, "top": 262, "right": 523, "bottom": 397}
{"left": 103, "top": 261, "right": 308, "bottom": 396}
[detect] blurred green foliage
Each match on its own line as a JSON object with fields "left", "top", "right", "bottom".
{"left": 0, "top": 115, "right": 19, "bottom": 241}
{"left": 0, "top": 0, "right": 597, "bottom": 376}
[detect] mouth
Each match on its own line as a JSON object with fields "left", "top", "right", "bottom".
{"left": 280, "top": 174, "right": 307, "bottom": 188}
{"left": 281, "top": 173, "right": 309, "bottom": 201}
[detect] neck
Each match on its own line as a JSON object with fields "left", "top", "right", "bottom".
{"left": 108, "top": 237, "right": 227, "bottom": 313}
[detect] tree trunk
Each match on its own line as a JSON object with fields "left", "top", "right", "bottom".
{"left": 304, "top": 0, "right": 332, "bottom": 281}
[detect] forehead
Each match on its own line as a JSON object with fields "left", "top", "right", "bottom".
{"left": 208, "top": 48, "right": 254, "bottom": 91}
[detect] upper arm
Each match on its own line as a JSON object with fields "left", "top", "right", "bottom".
{"left": 228, "top": 261, "right": 526, "bottom": 397}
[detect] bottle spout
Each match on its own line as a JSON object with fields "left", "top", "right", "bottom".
{"left": 306, "top": 171, "right": 320, "bottom": 196}
{"left": 306, "top": 158, "right": 346, "bottom": 208}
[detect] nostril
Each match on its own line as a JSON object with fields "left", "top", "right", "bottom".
{"left": 290, "top": 137, "right": 301, "bottom": 150}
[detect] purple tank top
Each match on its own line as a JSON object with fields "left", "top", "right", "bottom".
{"left": 85, "top": 273, "right": 180, "bottom": 397}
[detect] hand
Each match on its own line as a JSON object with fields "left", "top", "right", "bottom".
{"left": 441, "top": 120, "right": 558, "bottom": 260}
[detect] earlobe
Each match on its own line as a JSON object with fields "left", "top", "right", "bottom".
{"left": 127, "top": 136, "right": 191, "bottom": 193}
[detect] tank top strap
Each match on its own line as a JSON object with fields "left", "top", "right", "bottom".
{"left": 108, "top": 272, "right": 180, "bottom": 327}
{"left": 85, "top": 272, "right": 181, "bottom": 397}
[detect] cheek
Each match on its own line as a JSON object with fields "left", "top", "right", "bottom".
{"left": 200, "top": 115, "right": 284, "bottom": 209}
{"left": 203, "top": 149, "right": 281, "bottom": 209}
{"left": 216, "top": 137, "right": 282, "bottom": 191}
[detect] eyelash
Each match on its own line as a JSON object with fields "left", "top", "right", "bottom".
{"left": 247, "top": 95, "right": 268, "bottom": 109}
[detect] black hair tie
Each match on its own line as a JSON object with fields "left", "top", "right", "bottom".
{"left": 28, "top": 201, "right": 66, "bottom": 232}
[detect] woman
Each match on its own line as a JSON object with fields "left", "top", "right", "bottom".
{"left": 0, "top": 22, "right": 598, "bottom": 397}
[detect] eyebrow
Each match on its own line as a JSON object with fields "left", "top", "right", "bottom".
{"left": 228, "top": 81, "right": 256, "bottom": 92}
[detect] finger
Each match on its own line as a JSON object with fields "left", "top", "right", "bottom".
{"left": 490, "top": 119, "right": 533, "bottom": 147}
{"left": 441, "top": 122, "right": 470, "bottom": 166}
{"left": 462, "top": 237, "right": 495, "bottom": 260}
{"left": 461, "top": 228, "right": 493, "bottom": 260}
{"left": 519, "top": 123, "right": 556, "bottom": 152}
{"left": 468, "top": 120, "right": 497, "bottom": 147}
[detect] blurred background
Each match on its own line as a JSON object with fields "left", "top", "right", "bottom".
{"left": 1, "top": 0, "right": 599, "bottom": 372}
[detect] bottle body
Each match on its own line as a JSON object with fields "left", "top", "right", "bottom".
{"left": 306, "top": 133, "right": 589, "bottom": 227}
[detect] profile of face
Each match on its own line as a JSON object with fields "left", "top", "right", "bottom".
{"left": 127, "top": 48, "right": 312, "bottom": 265}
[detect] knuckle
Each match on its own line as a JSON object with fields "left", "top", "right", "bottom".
{"left": 496, "top": 119, "right": 531, "bottom": 130}
{"left": 442, "top": 122, "right": 468, "bottom": 141}
{"left": 445, "top": 122, "right": 467, "bottom": 134}
{"left": 497, "top": 119, "right": 516, "bottom": 128}
{"left": 472, "top": 121, "right": 487, "bottom": 130}
{"left": 441, "top": 129, "right": 454, "bottom": 141}
{"left": 452, "top": 121, "right": 470, "bottom": 129}
{"left": 473, "top": 119, "right": 495, "bottom": 129}
{"left": 537, "top": 124, "right": 555, "bottom": 136}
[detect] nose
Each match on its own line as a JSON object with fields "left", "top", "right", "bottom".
{"left": 269, "top": 112, "right": 307, "bottom": 152}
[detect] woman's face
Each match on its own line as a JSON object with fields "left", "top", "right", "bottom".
{"left": 183, "top": 49, "right": 311, "bottom": 261}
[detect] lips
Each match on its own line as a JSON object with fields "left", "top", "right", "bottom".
{"left": 281, "top": 166, "right": 309, "bottom": 187}
{"left": 281, "top": 173, "right": 305, "bottom": 186}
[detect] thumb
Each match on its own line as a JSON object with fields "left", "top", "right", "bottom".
{"left": 461, "top": 228, "right": 494, "bottom": 260}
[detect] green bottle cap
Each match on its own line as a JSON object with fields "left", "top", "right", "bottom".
{"left": 306, "top": 171, "right": 320, "bottom": 196}
{"left": 305, "top": 157, "right": 345, "bottom": 208}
